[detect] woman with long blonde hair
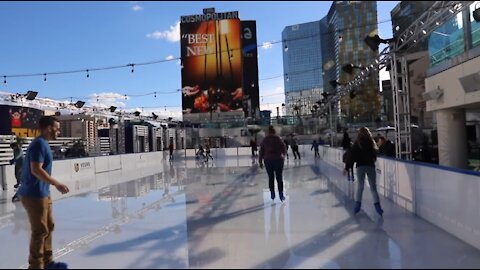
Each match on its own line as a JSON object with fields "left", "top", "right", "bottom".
{"left": 347, "top": 127, "right": 384, "bottom": 216}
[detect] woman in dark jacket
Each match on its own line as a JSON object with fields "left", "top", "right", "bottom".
{"left": 341, "top": 131, "right": 351, "bottom": 150}
{"left": 347, "top": 127, "right": 384, "bottom": 216}
{"left": 259, "top": 126, "right": 287, "bottom": 202}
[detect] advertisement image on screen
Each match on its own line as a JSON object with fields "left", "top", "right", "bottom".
{"left": 241, "top": 21, "right": 260, "bottom": 117}
{"left": 181, "top": 18, "right": 244, "bottom": 114}
{"left": 0, "top": 105, "right": 44, "bottom": 137}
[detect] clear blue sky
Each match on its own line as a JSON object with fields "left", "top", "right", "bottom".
{"left": 0, "top": 1, "right": 398, "bottom": 118}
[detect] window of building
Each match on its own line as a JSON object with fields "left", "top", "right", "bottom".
{"left": 345, "top": 39, "right": 353, "bottom": 51}
{"left": 337, "top": 19, "right": 344, "bottom": 29}
{"left": 428, "top": 12, "right": 465, "bottom": 67}
{"left": 367, "top": 12, "right": 372, "bottom": 22}
{"left": 470, "top": 1, "right": 480, "bottom": 48}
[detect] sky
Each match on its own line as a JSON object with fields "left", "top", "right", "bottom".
{"left": 0, "top": 1, "right": 399, "bottom": 119}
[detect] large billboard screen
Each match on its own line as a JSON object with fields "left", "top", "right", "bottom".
{"left": 181, "top": 15, "right": 244, "bottom": 114}
{"left": 0, "top": 105, "right": 44, "bottom": 137}
{"left": 241, "top": 21, "right": 259, "bottom": 118}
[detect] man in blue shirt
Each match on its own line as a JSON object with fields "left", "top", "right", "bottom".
{"left": 17, "top": 116, "right": 69, "bottom": 269}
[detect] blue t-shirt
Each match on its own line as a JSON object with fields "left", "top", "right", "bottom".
{"left": 17, "top": 136, "right": 53, "bottom": 198}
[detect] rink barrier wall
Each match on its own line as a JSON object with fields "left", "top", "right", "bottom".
{"left": 316, "top": 145, "right": 480, "bottom": 251}
{"left": 0, "top": 147, "right": 257, "bottom": 191}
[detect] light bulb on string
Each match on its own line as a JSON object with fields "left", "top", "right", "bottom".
{"left": 86, "top": 69, "right": 90, "bottom": 78}
{"left": 44, "top": 73, "right": 47, "bottom": 82}
{"left": 3, "top": 76, "right": 6, "bottom": 85}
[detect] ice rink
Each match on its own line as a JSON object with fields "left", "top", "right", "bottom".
{"left": 1, "top": 155, "right": 480, "bottom": 269}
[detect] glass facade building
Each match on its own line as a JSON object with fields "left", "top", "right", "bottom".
{"left": 391, "top": 1, "right": 435, "bottom": 53}
{"left": 390, "top": 2, "right": 435, "bottom": 129}
{"left": 428, "top": 2, "right": 480, "bottom": 68}
{"left": 281, "top": 1, "right": 381, "bottom": 121}
{"left": 325, "top": 1, "right": 381, "bottom": 123}
{"left": 282, "top": 21, "right": 325, "bottom": 116}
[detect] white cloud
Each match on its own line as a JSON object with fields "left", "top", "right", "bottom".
{"left": 89, "top": 92, "right": 129, "bottom": 108}
{"left": 132, "top": 5, "right": 143, "bottom": 11}
{"left": 261, "top": 42, "right": 273, "bottom": 50}
{"left": 146, "top": 21, "right": 180, "bottom": 42}
{"left": 259, "top": 85, "right": 285, "bottom": 111}
{"left": 165, "top": 55, "right": 175, "bottom": 60}
{"left": 260, "top": 85, "right": 284, "bottom": 97}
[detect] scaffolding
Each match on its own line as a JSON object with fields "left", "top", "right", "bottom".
{"left": 320, "top": 1, "right": 473, "bottom": 159}
{"left": 390, "top": 55, "right": 412, "bottom": 159}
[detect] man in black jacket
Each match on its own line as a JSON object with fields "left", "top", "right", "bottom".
{"left": 377, "top": 136, "right": 395, "bottom": 157}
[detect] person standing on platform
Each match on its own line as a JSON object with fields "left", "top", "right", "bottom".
{"left": 342, "top": 131, "right": 355, "bottom": 181}
{"left": 17, "top": 116, "right": 70, "bottom": 269}
{"left": 205, "top": 143, "right": 213, "bottom": 161}
{"left": 250, "top": 139, "right": 258, "bottom": 157}
{"left": 311, "top": 140, "right": 320, "bottom": 159}
{"left": 341, "top": 131, "right": 352, "bottom": 150}
{"left": 377, "top": 136, "right": 395, "bottom": 157}
{"left": 342, "top": 146, "right": 355, "bottom": 182}
{"left": 195, "top": 145, "right": 205, "bottom": 161}
{"left": 290, "top": 135, "right": 301, "bottom": 160}
{"left": 169, "top": 142, "right": 174, "bottom": 161}
{"left": 283, "top": 139, "right": 290, "bottom": 160}
{"left": 259, "top": 126, "right": 287, "bottom": 202}
{"left": 10, "top": 142, "right": 24, "bottom": 202}
{"left": 346, "top": 127, "right": 384, "bottom": 216}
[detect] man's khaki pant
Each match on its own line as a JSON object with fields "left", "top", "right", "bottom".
{"left": 21, "top": 197, "right": 54, "bottom": 269}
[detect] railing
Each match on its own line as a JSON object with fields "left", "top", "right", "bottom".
{"left": 430, "top": 37, "right": 465, "bottom": 67}
{"left": 0, "top": 136, "right": 82, "bottom": 165}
